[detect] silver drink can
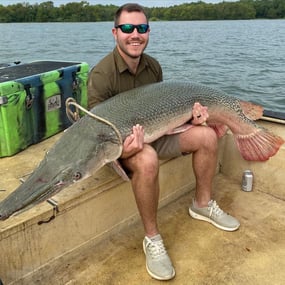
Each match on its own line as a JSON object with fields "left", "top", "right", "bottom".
{"left": 242, "top": 170, "right": 253, "bottom": 192}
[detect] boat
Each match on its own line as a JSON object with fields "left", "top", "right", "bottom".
{"left": 0, "top": 109, "right": 284, "bottom": 284}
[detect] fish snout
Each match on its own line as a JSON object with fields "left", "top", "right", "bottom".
{"left": 0, "top": 208, "right": 10, "bottom": 221}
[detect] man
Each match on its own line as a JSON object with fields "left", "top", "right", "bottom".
{"left": 88, "top": 3, "right": 240, "bottom": 281}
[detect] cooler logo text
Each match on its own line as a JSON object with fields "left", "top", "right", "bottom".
{"left": 46, "top": 94, "right": 61, "bottom": 111}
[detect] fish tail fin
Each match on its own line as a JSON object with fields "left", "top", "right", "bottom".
{"left": 240, "top": 101, "right": 264, "bottom": 120}
{"left": 234, "top": 128, "right": 284, "bottom": 161}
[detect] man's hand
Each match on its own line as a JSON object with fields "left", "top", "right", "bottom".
{"left": 121, "top": 124, "right": 144, "bottom": 159}
{"left": 191, "top": 102, "right": 209, "bottom": 125}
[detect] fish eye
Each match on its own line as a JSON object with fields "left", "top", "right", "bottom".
{"left": 73, "top": 172, "right": 82, "bottom": 181}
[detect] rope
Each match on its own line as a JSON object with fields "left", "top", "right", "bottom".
{"left": 65, "top": 97, "right": 123, "bottom": 146}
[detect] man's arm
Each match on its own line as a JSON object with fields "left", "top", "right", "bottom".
{"left": 87, "top": 70, "right": 113, "bottom": 109}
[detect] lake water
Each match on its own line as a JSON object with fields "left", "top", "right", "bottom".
{"left": 0, "top": 20, "right": 284, "bottom": 114}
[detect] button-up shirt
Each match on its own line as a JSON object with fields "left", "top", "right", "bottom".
{"left": 87, "top": 47, "right": 163, "bottom": 109}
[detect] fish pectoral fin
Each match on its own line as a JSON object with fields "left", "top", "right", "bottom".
{"left": 166, "top": 124, "right": 194, "bottom": 135}
{"left": 108, "top": 160, "right": 130, "bottom": 181}
{"left": 103, "top": 140, "right": 123, "bottom": 162}
{"left": 234, "top": 128, "right": 285, "bottom": 161}
{"left": 240, "top": 101, "right": 264, "bottom": 121}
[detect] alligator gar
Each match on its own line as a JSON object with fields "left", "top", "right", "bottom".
{"left": 0, "top": 81, "right": 284, "bottom": 220}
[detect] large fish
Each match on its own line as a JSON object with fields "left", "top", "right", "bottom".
{"left": 0, "top": 81, "right": 284, "bottom": 220}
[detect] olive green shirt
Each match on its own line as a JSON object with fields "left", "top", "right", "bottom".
{"left": 87, "top": 47, "right": 163, "bottom": 109}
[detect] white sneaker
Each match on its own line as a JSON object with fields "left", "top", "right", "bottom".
{"left": 143, "top": 234, "right": 175, "bottom": 280}
{"left": 189, "top": 199, "right": 240, "bottom": 231}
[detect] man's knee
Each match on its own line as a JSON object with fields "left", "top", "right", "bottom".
{"left": 122, "top": 145, "right": 159, "bottom": 176}
{"left": 203, "top": 127, "right": 218, "bottom": 151}
{"left": 180, "top": 126, "right": 218, "bottom": 153}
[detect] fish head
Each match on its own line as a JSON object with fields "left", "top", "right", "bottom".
{"left": 0, "top": 133, "right": 123, "bottom": 221}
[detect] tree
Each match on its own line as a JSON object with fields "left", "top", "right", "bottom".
{"left": 0, "top": 1, "right": 284, "bottom": 23}
{"left": 35, "top": 1, "right": 57, "bottom": 22}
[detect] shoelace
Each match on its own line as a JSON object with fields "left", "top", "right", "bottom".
{"left": 208, "top": 200, "right": 224, "bottom": 217}
{"left": 146, "top": 238, "right": 167, "bottom": 259}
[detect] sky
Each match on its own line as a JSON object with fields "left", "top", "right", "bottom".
{"left": 1, "top": 0, "right": 233, "bottom": 8}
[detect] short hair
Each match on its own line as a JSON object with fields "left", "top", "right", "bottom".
{"left": 114, "top": 3, "right": 148, "bottom": 26}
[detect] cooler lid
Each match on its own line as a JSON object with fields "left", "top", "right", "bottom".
{"left": 0, "top": 61, "right": 81, "bottom": 83}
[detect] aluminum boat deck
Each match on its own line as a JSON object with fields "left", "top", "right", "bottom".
{"left": 0, "top": 120, "right": 284, "bottom": 285}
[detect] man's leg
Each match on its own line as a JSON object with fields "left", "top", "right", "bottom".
{"left": 122, "top": 144, "right": 160, "bottom": 237}
{"left": 178, "top": 125, "right": 240, "bottom": 231}
{"left": 179, "top": 126, "right": 218, "bottom": 207}
{"left": 121, "top": 145, "right": 175, "bottom": 280}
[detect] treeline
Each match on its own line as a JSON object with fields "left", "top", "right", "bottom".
{"left": 0, "top": 0, "right": 284, "bottom": 23}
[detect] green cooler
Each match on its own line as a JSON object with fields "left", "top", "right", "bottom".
{"left": 0, "top": 61, "right": 89, "bottom": 157}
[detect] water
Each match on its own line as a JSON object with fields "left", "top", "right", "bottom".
{"left": 0, "top": 20, "right": 284, "bottom": 113}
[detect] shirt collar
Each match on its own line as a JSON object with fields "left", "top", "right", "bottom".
{"left": 114, "top": 47, "right": 148, "bottom": 74}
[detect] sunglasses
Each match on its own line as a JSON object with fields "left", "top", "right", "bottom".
{"left": 115, "top": 24, "right": 149, "bottom": 34}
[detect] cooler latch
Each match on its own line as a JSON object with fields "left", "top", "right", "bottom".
{"left": 72, "top": 71, "right": 79, "bottom": 91}
{"left": 24, "top": 84, "right": 34, "bottom": 109}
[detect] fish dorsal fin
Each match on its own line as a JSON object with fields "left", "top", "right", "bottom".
{"left": 239, "top": 101, "right": 264, "bottom": 121}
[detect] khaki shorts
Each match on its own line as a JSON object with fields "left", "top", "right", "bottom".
{"left": 118, "top": 134, "right": 183, "bottom": 178}
{"left": 151, "top": 134, "right": 182, "bottom": 160}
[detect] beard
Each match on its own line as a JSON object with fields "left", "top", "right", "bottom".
{"left": 117, "top": 37, "right": 149, "bottom": 59}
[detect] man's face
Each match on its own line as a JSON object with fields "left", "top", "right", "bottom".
{"left": 112, "top": 11, "right": 149, "bottom": 60}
